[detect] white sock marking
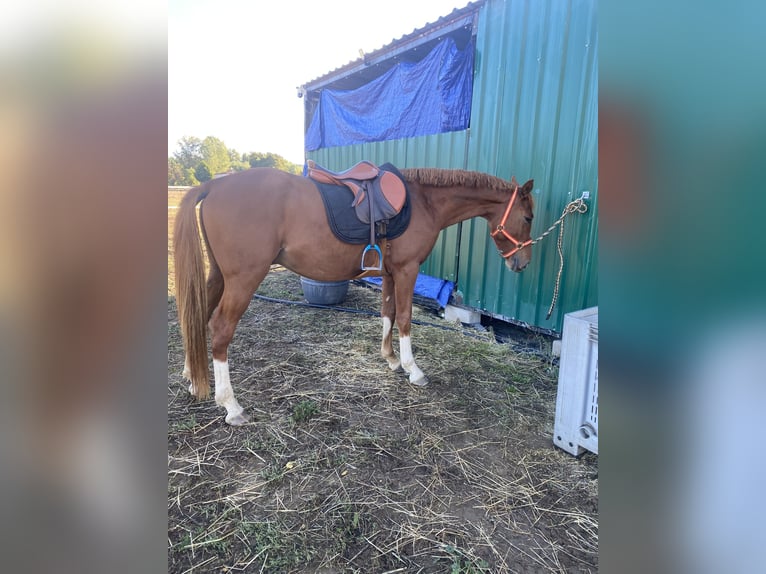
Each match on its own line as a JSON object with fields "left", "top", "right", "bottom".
{"left": 213, "top": 359, "right": 244, "bottom": 420}
{"left": 399, "top": 335, "right": 425, "bottom": 382}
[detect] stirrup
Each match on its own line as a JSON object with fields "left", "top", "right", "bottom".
{"left": 361, "top": 244, "right": 383, "bottom": 271}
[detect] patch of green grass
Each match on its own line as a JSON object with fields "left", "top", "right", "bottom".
{"left": 260, "top": 462, "right": 285, "bottom": 485}
{"left": 505, "top": 383, "right": 520, "bottom": 396}
{"left": 242, "top": 433, "right": 282, "bottom": 453}
{"left": 444, "top": 545, "right": 490, "bottom": 574}
{"left": 172, "top": 526, "right": 233, "bottom": 557}
{"left": 171, "top": 414, "right": 197, "bottom": 432}
{"left": 454, "top": 340, "right": 497, "bottom": 362}
{"left": 291, "top": 399, "right": 319, "bottom": 424}
{"left": 205, "top": 534, "right": 233, "bottom": 556}
{"left": 172, "top": 525, "right": 205, "bottom": 554}
{"left": 327, "top": 504, "right": 373, "bottom": 558}
{"left": 239, "top": 521, "right": 315, "bottom": 572}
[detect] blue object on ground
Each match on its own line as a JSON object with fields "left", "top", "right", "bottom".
{"left": 361, "top": 273, "right": 454, "bottom": 309}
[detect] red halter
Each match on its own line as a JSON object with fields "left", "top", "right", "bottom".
{"left": 489, "top": 185, "right": 532, "bottom": 259}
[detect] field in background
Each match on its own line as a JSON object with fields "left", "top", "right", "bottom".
{"left": 168, "top": 187, "right": 190, "bottom": 296}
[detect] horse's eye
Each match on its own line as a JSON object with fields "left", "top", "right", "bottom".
{"left": 524, "top": 216, "right": 533, "bottom": 223}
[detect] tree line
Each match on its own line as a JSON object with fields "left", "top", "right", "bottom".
{"left": 168, "top": 136, "right": 302, "bottom": 186}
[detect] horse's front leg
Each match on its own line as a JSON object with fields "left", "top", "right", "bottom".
{"left": 393, "top": 267, "right": 428, "bottom": 386}
{"left": 380, "top": 275, "right": 401, "bottom": 371}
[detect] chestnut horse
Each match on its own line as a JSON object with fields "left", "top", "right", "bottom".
{"left": 174, "top": 166, "right": 535, "bottom": 425}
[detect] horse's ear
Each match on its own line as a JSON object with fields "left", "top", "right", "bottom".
{"left": 510, "top": 175, "right": 519, "bottom": 187}
{"left": 521, "top": 179, "right": 534, "bottom": 195}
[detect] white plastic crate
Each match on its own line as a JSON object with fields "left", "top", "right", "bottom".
{"left": 553, "top": 307, "right": 598, "bottom": 456}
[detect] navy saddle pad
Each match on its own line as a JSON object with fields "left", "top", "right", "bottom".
{"left": 310, "top": 163, "right": 411, "bottom": 244}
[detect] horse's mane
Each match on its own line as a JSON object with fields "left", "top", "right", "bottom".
{"left": 400, "top": 168, "right": 516, "bottom": 192}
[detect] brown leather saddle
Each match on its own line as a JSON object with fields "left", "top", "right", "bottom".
{"left": 307, "top": 160, "right": 407, "bottom": 271}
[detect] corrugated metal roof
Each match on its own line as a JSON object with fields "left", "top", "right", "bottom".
{"left": 303, "top": 1, "right": 484, "bottom": 91}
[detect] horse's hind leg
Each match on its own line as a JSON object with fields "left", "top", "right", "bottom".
{"left": 208, "top": 272, "right": 264, "bottom": 425}
{"left": 183, "top": 258, "right": 225, "bottom": 389}
{"left": 380, "top": 275, "right": 401, "bottom": 371}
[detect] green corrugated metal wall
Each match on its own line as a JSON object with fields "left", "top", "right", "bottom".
{"left": 306, "top": 0, "right": 597, "bottom": 333}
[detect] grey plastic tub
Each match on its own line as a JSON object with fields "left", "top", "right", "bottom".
{"left": 299, "top": 277, "right": 349, "bottom": 305}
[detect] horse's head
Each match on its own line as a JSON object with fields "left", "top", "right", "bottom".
{"left": 490, "top": 178, "right": 535, "bottom": 272}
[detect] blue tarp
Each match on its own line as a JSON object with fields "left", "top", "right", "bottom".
{"left": 305, "top": 36, "right": 474, "bottom": 151}
{"left": 361, "top": 273, "right": 454, "bottom": 309}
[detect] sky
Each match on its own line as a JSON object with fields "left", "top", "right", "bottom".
{"left": 169, "top": 0, "right": 470, "bottom": 164}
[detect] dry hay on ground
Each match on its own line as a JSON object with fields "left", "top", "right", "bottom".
{"left": 168, "top": 268, "right": 597, "bottom": 573}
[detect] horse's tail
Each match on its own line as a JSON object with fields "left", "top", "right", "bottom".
{"left": 173, "top": 183, "right": 211, "bottom": 399}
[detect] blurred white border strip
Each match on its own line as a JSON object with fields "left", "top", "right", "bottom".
{"left": 1, "top": 1, "right": 165, "bottom": 54}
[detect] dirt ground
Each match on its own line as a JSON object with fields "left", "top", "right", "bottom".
{"left": 167, "top": 268, "right": 597, "bottom": 573}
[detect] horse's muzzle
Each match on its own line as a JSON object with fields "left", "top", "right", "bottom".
{"left": 507, "top": 254, "right": 530, "bottom": 272}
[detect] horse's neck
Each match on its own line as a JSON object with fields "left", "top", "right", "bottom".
{"left": 427, "top": 185, "right": 504, "bottom": 229}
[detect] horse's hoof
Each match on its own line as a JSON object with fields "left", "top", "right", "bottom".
{"left": 387, "top": 359, "right": 402, "bottom": 372}
{"left": 226, "top": 411, "right": 250, "bottom": 426}
{"left": 410, "top": 375, "right": 429, "bottom": 387}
